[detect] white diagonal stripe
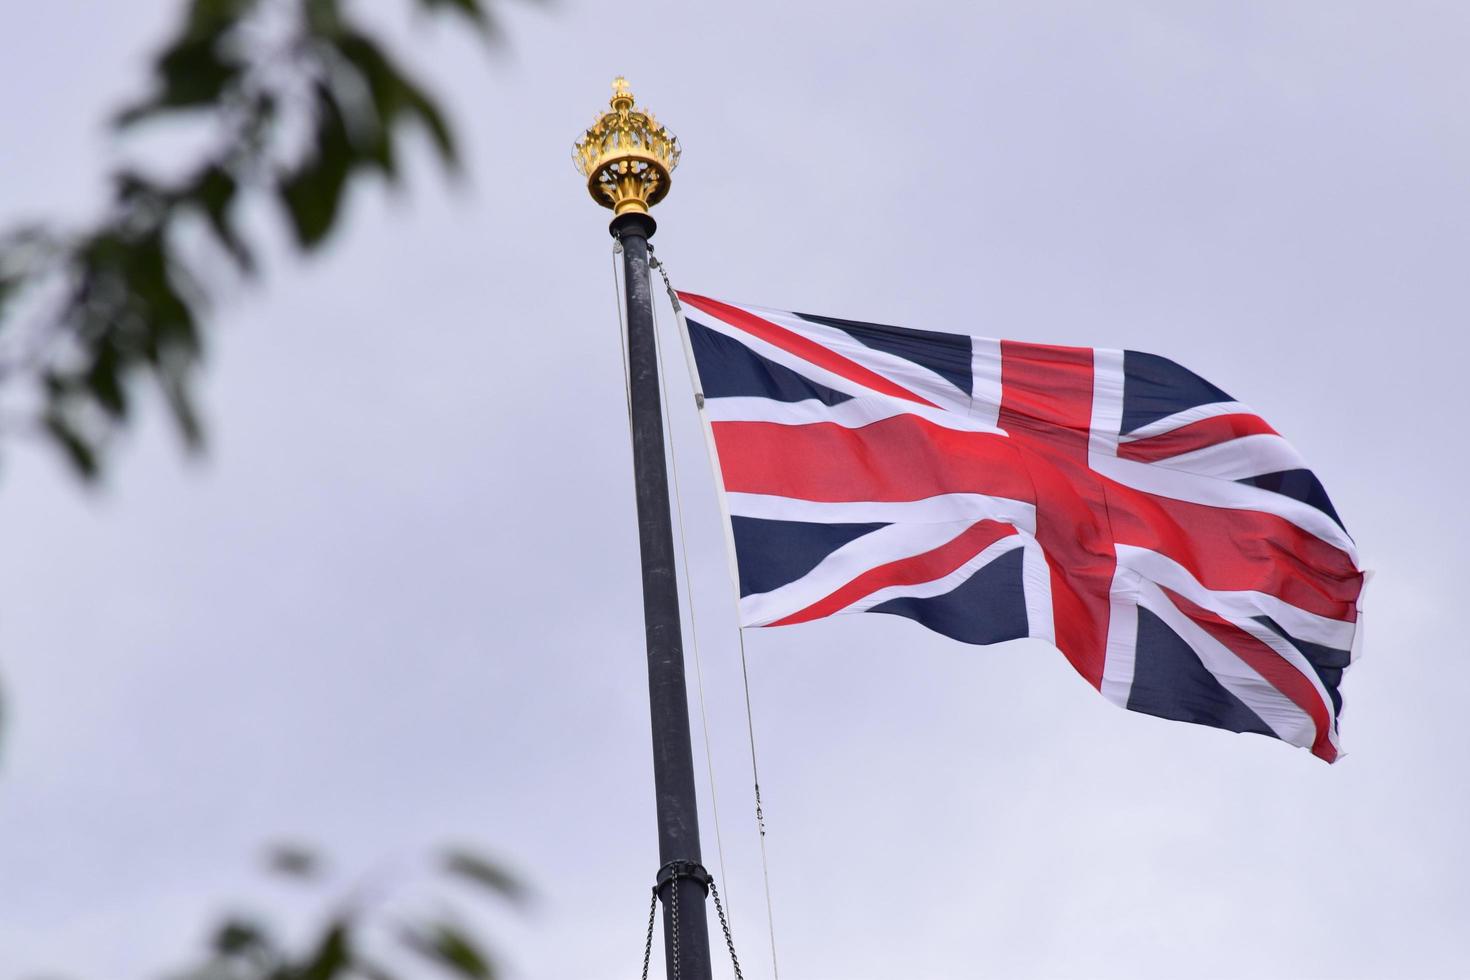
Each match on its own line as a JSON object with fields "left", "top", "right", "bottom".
{"left": 843, "top": 535, "right": 1027, "bottom": 615}
{"left": 739, "top": 519, "right": 984, "bottom": 626}
{"left": 687, "top": 310, "right": 884, "bottom": 404}
{"left": 1117, "top": 401, "right": 1257, "bottom": 442}
{"left": 704, "top": 393, "right": 1007, "bottom": 436}
{"left": 725, "top": 491, "right": 1037, "bottom": 532}
{"left": 1114, "top": 544, "right": 1356, "bottom": 650}
{"left": 1135, "top": 579, "right": 1318, "bottom": 749}
{"left": 1148, "top": 433, "right": 1306, "bottom": 479}
{"left": 733, "top": 302, "right": 976, "bottom": 412}
{"left": 1119, "top": 545, "right": 1344, "bottom": 751}
{"left": 1090, "top": 452, "right": 1358, "bottom": 562}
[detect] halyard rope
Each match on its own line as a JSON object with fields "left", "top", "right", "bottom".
{"left": 735, "top": 626, "right": 779, "bottom": 980}
{"left": 649, "top": 249, "right": 781, "bottom": 980}
{"left": 611, "top": 239, "right": 633, "bottom": 425}
{"left": 619, "top": 236, "right": 750, "bottom": 975}
{"left": 647, "top": 253, "right": 734, "bottom": 922}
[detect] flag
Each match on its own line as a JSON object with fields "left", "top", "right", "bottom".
{"left": 676, "top": 292, "right": 1365, "bottom": 762}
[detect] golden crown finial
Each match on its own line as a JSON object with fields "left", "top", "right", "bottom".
{"left": 572, "top": 77, "right": 680, "bottom": 217}
{"left": 611, "top": 76, "right": 634, "bottom": 109}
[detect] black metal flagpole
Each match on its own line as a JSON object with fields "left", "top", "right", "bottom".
{"left": 574, "top": 79, "right": 712, "bottom": 979}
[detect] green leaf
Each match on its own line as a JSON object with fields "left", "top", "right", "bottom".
{"left": 397, "top": 77, "right": 457, "bottom": 171}
{"left": 66, "top": 227, "right": 206, "bottom": 448}
{"left": 214, "top": 917, "right": 270, "bottom": 955}
{"left": 0, "top": 270, "right": 21, "bottom": 325}
{"left": 85, "top": 343, "right": 128, "bottom": 420}
{"left": 265, "top": 843, "right": 322, "bottom": 879}
{"left": 278, "top": 85, "right": 355, "bottom": 249}
{"left": 402, "top": 923, "right": 495, "bottom": 980}
{"left": 416, "top": 0, "right": 494, "bottom": 38}
{"left": 114, "top": 0, "right": 257, "bottom": 126}
{"left": 333, "top": 31, "right": 458, "bottom": 172}
{"left": 187, "top": 165, "right": 255, "bottom": 272}
{"left": 298, "top": 920, "right": 352, "bottom": 980}
{"left": 42, "top": 410, "right": 98, "bottom": 479}
{"left": 116, "top": 36, "right": 241, "bottom": 126}
{"left": 326, "top": 35, "right": 398, "bottom": 181}
{"left": 158, "top": 360, "right": 204, "bottom": 450}
{"left": 350, "top": 958, "right": 402, "bottom": 980}
{"left": 304, "top": 0, "right": 344, "bottom": 35}
{"left": 0, "top": 226, "right": 54, "bottom": 325}
{"left": 157, "top": 36, "right": 236, "bottom": 104}
{"left": 185, "top": 0, "right": 258, "bottom": 32}
{"left": 442, "top": 851, "right": 525, "bottom": 904}
{"left": 113, "top": 168, "right": 164, "bottom": 204}
{"left": 124, "top": 232, "right": 201, "bottom": 359}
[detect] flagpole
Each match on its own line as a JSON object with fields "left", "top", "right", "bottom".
{"left": 575, "top": 79, "right": 712, "bottom": 979}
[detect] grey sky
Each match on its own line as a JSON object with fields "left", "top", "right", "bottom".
{"left": 2, "top": 1, "right": 1468, "bottom": 977}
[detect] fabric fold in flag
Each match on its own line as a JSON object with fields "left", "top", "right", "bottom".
{"left": 676, "top": 291, "right": 1366, "bottom": 763}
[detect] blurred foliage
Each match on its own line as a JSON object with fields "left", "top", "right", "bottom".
{"left": 0, "top": 0, "right": 506, "bottom": 478}
{"left": 3, "top": 5, "right": 533, "bottom": 976}
{"left": 161, "top": 843, "right": 525, "bottom": 980}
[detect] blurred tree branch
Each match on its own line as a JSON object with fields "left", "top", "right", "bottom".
{"left": 2, "top": 8, "right": 533, "bottom": 975}
{"left": 165, "top": 843, "right": 527, "bottom": 980}
{"left": 0, "top": 0, "right": 501, "bottom": 478}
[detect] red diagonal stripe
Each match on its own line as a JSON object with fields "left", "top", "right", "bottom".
{"left": 1118, "top": 413, "right": 1279, "bottom": 463}
{"left": 772, "top": 520, "right": 1019, "bottom": 626}
{"left": 679, "top": 292, "right": 940, "bottom": 408}
{"left": 1109, "top": 485, "right": 1361, "bottom": 621}
{"left": 711, "top": 416, "right": 1034, "bottom": 504}
{"left": 1162, "top": 587, "right": 1338, "bottom": 762}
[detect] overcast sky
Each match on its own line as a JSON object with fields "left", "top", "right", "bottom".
{"left": 3, "top": 1, "right": 1468, "bottom": 978}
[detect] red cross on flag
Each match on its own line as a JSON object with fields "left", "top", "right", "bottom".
{"left": 676, "top": 292, "right": 1365, "bottom": 763}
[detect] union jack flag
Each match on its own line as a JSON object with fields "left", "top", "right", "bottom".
{"left": 677, "top": 292, "right": 1365, "bottom": 763}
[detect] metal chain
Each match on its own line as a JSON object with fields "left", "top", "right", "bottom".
{"left": 639, "top": 891, "right": 658, "bottom": 980}
{"left": 643, "top": 865, "right": 747, "bottom": 980}
{"left": 647, "top": 246, "right": 681, "bottom": 311}
{"left": 709, "top": 879, "right": 746, "bottom": 980}
{"left": 669, "top": 873, "right": 681, "bottom": 980}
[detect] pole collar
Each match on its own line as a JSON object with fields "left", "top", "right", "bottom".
{"left": 654, "top": 859, "right": 712, "bottom": 898}
{"left": 610, "top": 211, "right": 657, "bottom": 241}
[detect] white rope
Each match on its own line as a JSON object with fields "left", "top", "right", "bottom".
{"left": 736, "top": 627, "right": 779, "bottom": 980}
{"left": 646, "top": 252, "right": 735, "bottom": 931}
{"left": 610, "top": 240, "right": 632, "bottom": 426}
{"left": 649, "top": 251, "right": 781, "bottom": 980}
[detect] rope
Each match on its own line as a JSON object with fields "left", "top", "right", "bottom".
{"left": 649, "top": 248, "right": 781, "bottom": 980}
{"left": 610, "top": 239, "right": 633, "bottom": 424}
{"left": 647, "top": 250, "right": 734, "bottom": 929}
{"left": 737, "top": 627, "right": 779, "bottom": 980}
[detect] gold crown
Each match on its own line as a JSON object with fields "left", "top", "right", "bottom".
{"left": 572, "top": 77, "right": 681, "bottom": 216}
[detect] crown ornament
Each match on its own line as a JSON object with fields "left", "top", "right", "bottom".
{"left": 572, "top": 76, "right": 681, "bottom": 216}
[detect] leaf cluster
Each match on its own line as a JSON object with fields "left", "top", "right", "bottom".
{"left": 0, "top": 0, "right": 494, "bottom": 478}
{"left": 173, "top": 844, "right": 524, "bottom": 980}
